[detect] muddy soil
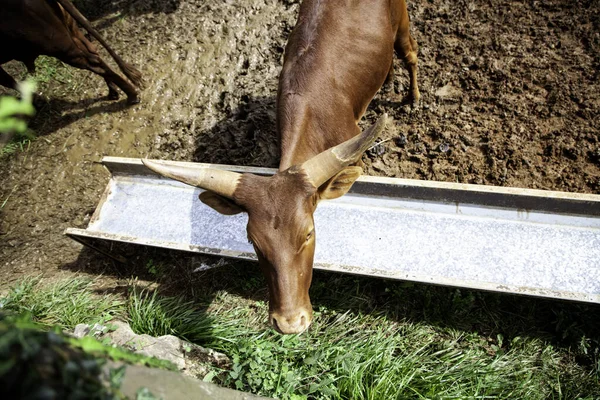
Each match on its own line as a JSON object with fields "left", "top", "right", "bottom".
{"left": 1, "top": 0, "right": 599, "bottom": 287}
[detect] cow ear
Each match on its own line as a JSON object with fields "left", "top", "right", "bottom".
{"left": 199, "top": 191, "right": 244, "bottom": 215}
{"left": 318, "top": 166, "right": 362, "bottom": 200}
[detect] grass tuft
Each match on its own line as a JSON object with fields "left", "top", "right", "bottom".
{"left": 0, "top": 138, "right": 32, "bottom": 158}
{"left": 0, "top": 276, "right": 124, "bottom": 329}
{"left": 33, "top": 56, "right": 74, "bottom": 86}
{"left": 127, "top": 287, "right": 243, "bottom": 344}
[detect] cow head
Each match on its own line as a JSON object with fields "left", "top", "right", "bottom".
{"left": 143, "top": 115, "right": 386, "bottom": 334}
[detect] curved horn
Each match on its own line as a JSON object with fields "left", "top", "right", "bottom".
{"left": 301, "top": 114, "right": 388, "bottom": 188}
{"left": 142, "top": 159, "right": 241, "bottom": 199}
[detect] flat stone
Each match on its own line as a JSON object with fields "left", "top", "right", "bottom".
{"left": 73, "top": 321, "right": 231, "bottom": 376}
{"left": 73, "top": 323, "right": 90, "bottom": 338}
{"left": 105, "top": 361, "right": 268, "bottom": 400}
{"left": 72, "top": 323, "right": 108, "bottom": 338}
{"left": 105, "top": 321, "right": 187, "bottom": 370}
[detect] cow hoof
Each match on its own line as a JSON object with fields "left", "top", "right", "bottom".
{"left": 107, "top": 91, "right": 120, "bottom": 101}
{"left": 126, "top": 95, "right": 141, "bottom": 105}
{"left": 402, "top": 92, "right": 420, "bottom": 108}
{"left": 411, "top": 90, "right": 421, "bottom": 107}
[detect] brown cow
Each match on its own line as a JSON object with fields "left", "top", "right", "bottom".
{"left": 0, "top": 0, "right": 142, "bottom": 103}
{"left": 144, "top": 0, "right": 419, "bottom": 334}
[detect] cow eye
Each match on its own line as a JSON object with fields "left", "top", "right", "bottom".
{"left": 306, "top": 229, "right": 314, "bottom": 242}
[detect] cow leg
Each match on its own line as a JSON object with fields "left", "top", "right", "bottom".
{"left": 91, "top": 57, "right": 140, "bottom": 104}
{"left": 0, "top": 66, "right": 18, "bottom": 91}
{"left": 63, "top": 53, "right": 140, "bottom": 104}
{"left": 69, "top": 31, "right": 133, "bottom": 103}
{"left": 394, "top": 0, "right": 420, "bottom": 104}
{"left": 94, "top": 59, "right": 140, "bottom": 104}
{"left": 104, "top": 78, "right": 120, "bottom": 100}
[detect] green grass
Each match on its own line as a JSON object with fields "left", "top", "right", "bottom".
{"left": 205, "top": 303, "right": 598, "bottom": 399}
{"left": 0, "top": 137, "right": 32, "bottom": 157}
{"left": 0, "top": 277, "right": 124, "bottom": 329}
{"left": 127, "top": 287, "right": 244, "bottom": 343}
{"left": 32, "top": 56, "right": 89, "bottom": 102}
{"left": 33, "top": 56, "right": 74, "bottom": 87}
{"left": 2, "top": 272, "right": 599, "bottom": 399}
{"left": 125, "top": 267, "right": 600, "bottom": 399}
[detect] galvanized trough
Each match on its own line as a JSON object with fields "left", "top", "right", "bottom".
{"left": 65, "top": 156, "right": 600, "bottom": 303}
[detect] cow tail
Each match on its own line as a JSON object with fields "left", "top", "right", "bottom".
{"left": 54, "top": 0, "right": 143, "bottom": 88}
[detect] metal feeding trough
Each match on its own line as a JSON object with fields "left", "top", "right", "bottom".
{"left": 65, "top": 157, "right": 600, "bottom": 303}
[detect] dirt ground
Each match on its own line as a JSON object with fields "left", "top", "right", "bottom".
{"left": 1, "top": 0, "right": 599, "bottom": 288}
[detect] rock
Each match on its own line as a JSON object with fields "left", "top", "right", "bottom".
{"left": 72, "top": 324, "right": 90, "bottom": 338}
{"left": 394, "top": 134, "right": 408, "bottom": 146}
{"left": 104, "top": 361, "right": 269, "bottom": 400}
{"left": 439, "top": 143, "right": 450, "bottom": 153}
{"left": 72, "top": 323, "right": 108, "bottom": 339}
{"left": 72, "top": 321, "right": 231, "bottom": 377}
{"left": 104, "top": 321, "right": 187, "bottom": 370}
{"left": 371, "top": 159, "right": 387, "bottom": 172}
{"left": 367, "top": 141, "right": 386, "bottom": 157}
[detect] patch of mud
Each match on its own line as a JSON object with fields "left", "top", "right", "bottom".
{"left": 363, "top": 0, "right": 600, "bottom": 191}
{"left": 1, "top": 0, "right": 599, "bottom": 286}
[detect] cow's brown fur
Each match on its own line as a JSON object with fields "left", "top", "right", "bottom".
{"left": 278, "top": 0, "right": 419, "bottom": 168}
{"left": 0, "top": 0, "right": 142, "bottom": 103}
{"left": 202, "top": 0, "right": 419, "bottom": 334}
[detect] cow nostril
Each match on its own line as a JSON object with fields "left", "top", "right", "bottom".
{"left": 271, "top": 316, "right": 281, "bottom": 333}
{"left": 300, "top": 314, "right": 306, "bottom": 326}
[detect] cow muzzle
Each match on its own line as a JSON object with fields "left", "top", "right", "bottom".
{"left": 269, "top": 308, "right": 313, "bottom": 334}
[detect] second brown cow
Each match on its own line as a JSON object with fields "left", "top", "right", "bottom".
{"left": 0, "top": 0, "right": 142, "bottom": 103}
{"left": 144, "top": 0, "right": 419, "bottom": 334}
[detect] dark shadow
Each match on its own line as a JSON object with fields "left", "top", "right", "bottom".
{"left": 60, "top": 237, "right": 268, "bottom": 304}
{"left": 191, "top": 95, "right": 280, "bottom": 168}
{"left": 28, "top": 95, "right": 132, "bottom": 137}
{"left": 60, "top": 241, "right": 271, "bottom": 339}
{"left": 310, "top": 270, "right": 600, "bottom": 361}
